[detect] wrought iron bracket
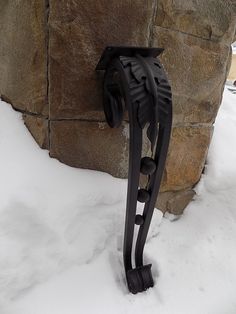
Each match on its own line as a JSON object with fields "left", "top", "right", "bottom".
{"left": 96, "top": 46, "right": 172, "bottom": 294}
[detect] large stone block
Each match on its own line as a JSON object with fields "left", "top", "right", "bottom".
{"left": 49, "top": 120, "right": 130, "bottom": 178}
{"left": 0, "top": 0, "right": 48, "bottom": 115}
{"left": 157, "top": 189, "right": 196, "bottom": 215}
{"left": 153, "top": 26, "right": 232, "bottom": 124}
{"left": 161, "top": 126, "right": 213, "bottom": 191}
{"left": 49, "top": 0, "right": 155, "bottom": 119}
{"left": 50, "top": 120, "right": 151, "bottom": 178}
{"left": 23, "top": 114, "right": 49, "bottom": 149}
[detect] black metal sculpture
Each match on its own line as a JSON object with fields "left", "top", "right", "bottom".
{"left": 96, "top": 46, "right": 172, "bottom": 294}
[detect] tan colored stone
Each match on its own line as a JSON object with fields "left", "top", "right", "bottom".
{"left": 166, "top": 189, "right": 196, "bottom": 215}
{"left": 49, "top": 0, "right": 155, "bottom": 119}
{"left": 228, "top": 54, "right": 236, "bottom": 80}
{"left": 49, "top": 120, "right": 150, "bottom": 178}
{"left": 50, "top": 120, "right": 130, "bottom": 178}
{"left": 156, "top": 189, "right": 196, "bottom": 215}
{"left": 23, "top": 114, "right": 49, "bottom": 149}
{"left": 153, "top": 26, "right": 232, "bottom": 124}
{"left": 155, "top": 0, "right": 236, "bottom": 43}
{"left": 0, "top": 0, "right": 48, "bottom": 115}
{"left": 161, "top": 126, "right": 213, "bottom": 191}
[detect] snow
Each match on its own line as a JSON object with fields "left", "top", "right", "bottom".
{"left": 0, "top": 88, "right": 236, "bottom": 314}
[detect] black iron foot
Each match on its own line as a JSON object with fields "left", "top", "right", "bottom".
{"left": 127, "top": 264, "right": 154, "bottom": 294}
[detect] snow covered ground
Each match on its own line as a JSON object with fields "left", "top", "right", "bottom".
{"left": 0, "top": 88, "right": 236, "bottom": 314}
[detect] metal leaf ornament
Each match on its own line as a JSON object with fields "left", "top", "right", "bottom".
{"left": 120, "top": 56, "right": 172, "bottom": 151}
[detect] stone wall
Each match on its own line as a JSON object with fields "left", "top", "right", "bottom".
{"left": 0, "top": 0, "right": 235, "bottom": 214}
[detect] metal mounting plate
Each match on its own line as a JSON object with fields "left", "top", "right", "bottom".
{"left": 96, "top": 46, "right": 164, "bottom": 71}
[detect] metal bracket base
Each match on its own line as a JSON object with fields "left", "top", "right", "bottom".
{"left": 127, "top": 264, "right": 154, "bottom": 294}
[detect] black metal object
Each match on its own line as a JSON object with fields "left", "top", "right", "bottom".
{"left": 96, "top": 46, "right": 172, "bottom": 294}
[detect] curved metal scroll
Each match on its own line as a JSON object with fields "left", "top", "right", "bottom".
{"left": 96, "top": 46, "right": 172, "bottom": 294}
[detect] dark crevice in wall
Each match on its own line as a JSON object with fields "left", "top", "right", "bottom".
{"left": 46, "top": 118, "right": 213, "bottom": 129}
{"left": 157, "top": 25, "right": 213, "bottom": 42}
{"left": 45, "top": 0, "right": 51, "bottom": 150}
{"left": 172, "top": 122, "right": 212, "bottom": 129}
{"left": 148, "top": 0, "right": 158, "bottom": 47}
{"left": 45, "top": 0, "right": 50, "bottom": 107}
{"left": 50, "top": 118, "right": 110, "bottom": 123}
{"left": 1, "top": 94, "right": 48, "bottom": 118}
{"left": 1, "top": 94, "right": 213, "bottom": 129}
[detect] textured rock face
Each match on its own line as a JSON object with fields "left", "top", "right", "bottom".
{"left": 23, "top": 115, "right": 49, "bottom": 149}
{"left": 0, "top": 0, "right": 48, "bottom": 115}
{"left": 156, "top": 189, "right": 196, "bottom": 216}
{"left": 154, "top": 27, "right": 231, "bottom": 124}
{"left": 50, "top": 121, "right": 130, "bottom": 178}
{"left": 156, "top": 0, "right": 235, "bottom": 42}
{"left": 49, "top": 0, "right": 155, "bottom": 119}
{"left": 161, "top": 126, "right": 213, "bottom": 192}
{"left": 154, "top": 0, "right": 235, "bottom": 126}
{"left": 0, "top": 0, "right": 235, "bottom": 214}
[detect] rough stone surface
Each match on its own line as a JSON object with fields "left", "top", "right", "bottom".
{"left": 49, "top": 0, "right": 155, "bottom": 119}
{"left": 23, "top": 114, "right": 49, "bottom": 149}
{"left": 50, "top": 120, "right": 130, "bottom": 178}
{"left": 157, "top": 189, "right": 196, "bottom": 215}
{"left": 153, "top": 26, "right": 232, "bottom": 125}
{"left": 161, "top": 126, "right": 213, "bottom": 192}
{"left": 155, "top": 0, "right": 236, "bottom": 43}
{"left": 0, "top": 0, "right": 48, "bottom": 115}
{"left": 50, "top": 120, "right": 150, "bottom": 178}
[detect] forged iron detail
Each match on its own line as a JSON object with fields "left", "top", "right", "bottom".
{"left": 96, "top": 46, "right": 172, "bottom": 294}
